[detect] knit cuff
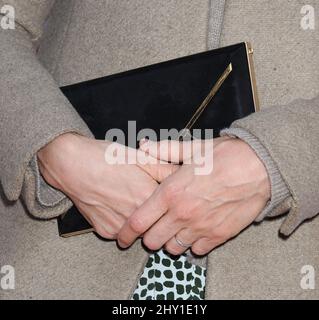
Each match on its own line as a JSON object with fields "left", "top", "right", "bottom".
{"left": 22, "top": 129, "right": 94, "bottom": 220}
{"left": 21, "top": 157, "right": 73, "bottom": 220}
{"left": 220, "top": 127, "right": 291, "bottom": 221}
{"left": 30, "top": 155, "right": 67, "bottom": 207}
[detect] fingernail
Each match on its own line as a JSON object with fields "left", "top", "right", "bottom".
{"left": 139, "top": 138, "right": 149, "bottom": 148}
{"left": 117, "top": 240, "right": 127, "bottom": 249}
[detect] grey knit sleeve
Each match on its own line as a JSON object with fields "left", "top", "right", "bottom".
{"left": 220, "top": 127, "right": 291, "bottom": 222}
{"left": 0, "top": 1, "right": 93, "bottom": 219}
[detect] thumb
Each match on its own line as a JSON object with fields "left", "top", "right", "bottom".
{"left": 139, "top": 139, "right": 194, "bottom": 164}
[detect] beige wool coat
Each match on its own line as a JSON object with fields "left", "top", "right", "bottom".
{"left": 0, "top": 0, "right": 318, "bottom": 299}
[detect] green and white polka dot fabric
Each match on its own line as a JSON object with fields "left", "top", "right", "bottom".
{"left": 132, "top": 250, "right": 206, "bottom": 300}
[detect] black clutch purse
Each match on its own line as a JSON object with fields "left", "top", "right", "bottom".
{"left": 58, "top": 42, "right": 259, "bottom": 237}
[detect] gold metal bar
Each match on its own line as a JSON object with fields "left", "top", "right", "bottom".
{"left": 179, "top": 63, "right": 232, "bottom": 140}
{"left": 245, "top": 42, "right": 260, "bottom": 112}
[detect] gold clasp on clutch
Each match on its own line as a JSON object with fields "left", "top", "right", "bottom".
{"left": 179, "top": 63, "right": 233, "bottom": 140}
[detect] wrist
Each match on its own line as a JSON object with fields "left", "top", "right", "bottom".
{"left": 221, "top": 128, "right": 290, "bottom": 220}
{"left": 37, "top": 133, "right": 85, "bottom": 190}
{"left": 219, "top": 138, "right": 271, "bottom": 202}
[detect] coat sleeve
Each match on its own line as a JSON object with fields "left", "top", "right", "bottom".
{"left": 0, "top": 0, "right": 93, "bottom": 219}
{"left": 222, "top": 96, "right": 319, "bottom": 235}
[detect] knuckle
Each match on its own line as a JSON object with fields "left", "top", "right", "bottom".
{"left": 212, "top": 225, "right": 229, "bottom": 241}
{"left": 94, "top": 225, "right": 116, "bottom": 239}
{"left": 128, "top": 216, "right": 145, "bottom": 234}
{"left": 135, "top": 190, "right": 152, "bottom": 208}
{"left": 191, "top": 246, "right": 208, "bottom": 256}
{"left": 175, "top": 207, "right": 192, "bottom": 222}
{"left": 173, "top": 199, "right": 203, "bottom": 223}
{"left": 143, "top": 235, "right": 161, "bottom": 251}
{"left": 163, "top": 182, "right": 183, "bottom": 201}
{"left": 118, "top": 237, "right": 130, "bottom": 247}
{"left": 165, "top": 245, "right": 183, "bottom": 256}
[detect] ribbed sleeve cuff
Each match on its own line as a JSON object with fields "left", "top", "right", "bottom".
{"left": 21, "top": 128, "right": 94, "bottom": 220}
{"left": 220, "top": 127, "right": 291, "bottom": 222}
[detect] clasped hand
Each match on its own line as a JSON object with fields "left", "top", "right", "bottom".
{"left": 38, "top": 133, "right": 270, "bottom": 255}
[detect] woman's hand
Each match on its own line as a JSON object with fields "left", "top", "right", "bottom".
{"left": 117, "top": 137, "right": 271, "bottom": 255}
{"left": 37, "top": 133, "right": 174, "bottom": 239}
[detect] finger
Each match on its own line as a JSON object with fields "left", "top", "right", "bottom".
{"left": 164, "top": 228, "right": 199, "bottom": 256}
{"left": 138, "top": 160, "right": 180, "bottom": 182}
{"left": 165, "top": 200, "right": 238, "bottom": 255}
{"left": 79, "top": 204, "right": 126, "bottom": 239}
{"left": 140, "top": 193, "right": 235, "bottom": 252}
{"left": 94, "top": 211, "right": 126, "bottom": 239}
{"left": 136, "top": 147, "right": 180, "bottom": 181}
{"left": 191, "top": 216, "right": 244, "bottom": 255}
{"left": 117, "top": 186, "right": 168, "bottom": 248}
{"left": 192, "top": 196, "right": 266, "bottom": 255}
{"left": 94, "top": 221, "right": 118, "bottom": 240}
{"left": 139, "top": 139, "right": 192, "bottom": 163}
{"left": 191, "top": 238, "right": 217, "bottom": 256}
{"left": 100, "top": 209, "right": 126, "bottom": 233}
{"left": 162, "top": 196, "right": 230, "bottom": 256}
{"left": 141, "top": 210, "right": 182, "bottom": 251}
